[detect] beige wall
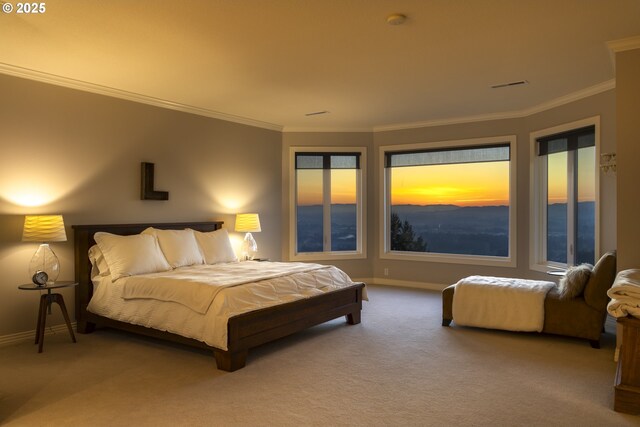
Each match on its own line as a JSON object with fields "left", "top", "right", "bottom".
{"left": 616, "top": 48, "right": 640, "bottom": 270}
{"left": 371, "top": 90, "right": 617, "bottom": 287}
{"left": 0, "top": 74, "right": 282, "bottom": 337}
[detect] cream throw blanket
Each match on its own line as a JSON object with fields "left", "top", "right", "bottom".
{"left": 121, "top": 261, "right": 326, "bottom": 314}
{"left": 607, "top": 269, "right": 640, "bottom": 318}
{"left": 452, "top": 275, "right": 555, "bottom": 332}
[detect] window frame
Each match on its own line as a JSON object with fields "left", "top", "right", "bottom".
{"left": 529, "top": 116, "right": 600, "bottom": 272}
{"left": 289, "top": 146, "right": 367, "bottom": 261}
{"left": 379, "top": 136, "right": 517, "bottom": 267}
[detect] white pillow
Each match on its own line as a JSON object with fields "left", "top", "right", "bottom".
{"left": 88, "top": 244, "right": 110, "bottom": 278}
{"left": 94, "top": 232, "right": 172, "bottom": 281}
{"left": 142, "top": 227, "right": 204, "bottom": 268}
{"left": 192, "top": 228, "right": 238, "bottom": 264}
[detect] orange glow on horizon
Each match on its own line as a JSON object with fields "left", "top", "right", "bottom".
{"left": 390, "top": 162, "right": 510, "bottom": 207}
{"left": 297, "top": 169, "right": 357, "bottom": 206}
{"left": 547, "top": 148, "right": 596, "bottom": 205}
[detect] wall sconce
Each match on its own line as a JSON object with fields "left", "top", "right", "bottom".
{"left": 600, "top": 153, "right": 617, "bottom": 174}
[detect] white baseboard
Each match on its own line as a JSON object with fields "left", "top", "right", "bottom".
{"left": 353, "top": 277, "right": 447, "bottom": 291}
{"left": 0, "top": 322, "right": 77, "bottom": 347}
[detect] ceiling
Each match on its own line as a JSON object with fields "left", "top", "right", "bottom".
{"left": 1, "top": 0, "right": 640, "bottom": 132}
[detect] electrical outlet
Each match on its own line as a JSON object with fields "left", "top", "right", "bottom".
{"left": 384, "top": 268, "right": 389, "bottom": 276}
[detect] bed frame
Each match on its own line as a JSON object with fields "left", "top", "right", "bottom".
{"left": 72, "top": 221, "right": 364, "bottom": 371}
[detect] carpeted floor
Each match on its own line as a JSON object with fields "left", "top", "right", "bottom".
{"left": 1, "top": 285, "right": 638, "bottom": 426}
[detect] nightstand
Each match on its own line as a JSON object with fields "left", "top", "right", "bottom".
{"left": 18, "top": 281, "right": 78, "bottom": 353}
{"left": 614, "top": 316, "right": 640, "bottom": 414}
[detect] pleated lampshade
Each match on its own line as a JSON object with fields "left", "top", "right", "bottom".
{"left": 235, "top": 214, "right": 261, "bottom": 233}
{"left": 22, "top": 215, "right": 67, "bottom": 286}
{"left": 22, "top": 215, "right": 67, "bottom": 242}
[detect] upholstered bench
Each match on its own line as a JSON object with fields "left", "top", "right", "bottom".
{"left": 442, "top": 252, "right": 617, "bottom": 348}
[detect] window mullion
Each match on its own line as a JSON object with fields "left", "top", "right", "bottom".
{"left": 356, "top": 169, "right": 363, "bottom": 252}
{"left": 322, "top": 167, "right": 332, "bottom": 252}
{"left": 384, "top": 167, "right": 391, "bottom": 252}
{"left": 540, "top": 157, "right": 549, "bottom": 264}
{"left": 567, "top": 151, "right": 577, "bottom": 266}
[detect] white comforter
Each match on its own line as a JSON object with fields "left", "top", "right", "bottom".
{"left": 607, "top": 269, "right": 640, "bottom": 318}
{"left": 121, "top": 261, "right": 326, "bottom": 314}
{"left": 452, "top": 275, "right": 555, "bottom": 332}
{"left": 88, "top": 261, "right": 362, "bottom": 350}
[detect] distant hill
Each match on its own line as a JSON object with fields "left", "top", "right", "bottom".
{"left": 296, "top": 201, "right": 594, "bottom": 262}
{"left": 392, "top": 204, "right": 509, "bottom": 256}
{"left": 296, "top": 204, "right": 357, "bottom": 252}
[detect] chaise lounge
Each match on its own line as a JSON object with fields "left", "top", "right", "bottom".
{"left": 442, "top": 252, "right": 617, "bottom": 348}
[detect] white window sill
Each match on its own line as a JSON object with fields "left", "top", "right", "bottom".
{"left": 290, "top": 251, "right": 366, "bottom": 262}
{"left": 381, "top": 251, "right": 516, "bottom": 268}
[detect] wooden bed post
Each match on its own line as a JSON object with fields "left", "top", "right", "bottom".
{"left": 214, "top": 349, "right": 248, "bottom": 372}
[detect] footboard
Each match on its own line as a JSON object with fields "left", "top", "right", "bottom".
{"left": 215, "top": 283, "right": 365, "bottom": 371}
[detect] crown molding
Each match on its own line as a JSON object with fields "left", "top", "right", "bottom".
{"left": 373, "top": 79, "right": 615, "bottom": 133}
{"left": 522, "top": 79, "right": 615, "bottom": 116}
{"left": 373, "top": 111, "right": 522, "bottom": 133}
{"left": 0, "top": 62, "right": 616, "bottom": 134}
{"left": 607, "top": 36, "right": 640, "bottom": 53}
{"left": 0, "top": 62, "right": 283, "bottom": 132}
{"left": 283, "top": 127, "right": 372, "bottom": 133}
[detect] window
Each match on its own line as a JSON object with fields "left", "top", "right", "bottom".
{"left": 531, "top": 120, "right": 598, "bottom": 270}
{"left": 290, "top": 147, "right": 366, "bottom": 260}
{"left": 381, "top": 136, "right": 516, "bottom": 266}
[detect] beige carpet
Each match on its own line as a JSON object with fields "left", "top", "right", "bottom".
{"left": 1, "top": 285, "right": 637, "bottom": 426}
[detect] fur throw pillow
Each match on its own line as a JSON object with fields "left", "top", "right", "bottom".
{"left": 558, "top": 264, "right": 593, "bottom": 299}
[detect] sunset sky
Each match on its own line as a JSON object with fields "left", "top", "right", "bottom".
{"left": 297, "top": 170, "right": 357, "bottom": 206}
{"left": 390, "top": 161, "right": 509, "bottom": 206}
{"left": 547, "top": 147, "right": 595, "bottom": 204}
{"left": 297, "top": 150, "right": 594, "bottom": 207}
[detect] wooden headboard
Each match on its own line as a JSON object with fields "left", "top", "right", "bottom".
{"left": 72, "top": 221, "right": 223, "bottom": 328}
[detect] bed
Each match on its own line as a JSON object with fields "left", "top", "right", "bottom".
{"left": 73, "top": 221, "right": 365, "bottom": 371}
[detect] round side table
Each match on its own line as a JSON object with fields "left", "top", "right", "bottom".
{"left": 18, "top": 281, "right": 78, "bottom": 353}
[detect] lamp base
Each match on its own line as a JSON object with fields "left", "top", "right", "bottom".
{"left": 242, "top": 233, "right": 258, "bottom": 261}
{"left": 28, "top": 244, "right": 60, "bottom": 285}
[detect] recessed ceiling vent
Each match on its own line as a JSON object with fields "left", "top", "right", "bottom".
{"left": 305, "top": 110, "right": 330, "bottom": 117}
{"left": 386, "top": 14, "right": 407, "bottom": 25}
{"left": 491, "top": 80, "right": 529, "bottom": 89}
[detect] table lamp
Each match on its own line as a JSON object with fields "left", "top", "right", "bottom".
{"left": 235, "top": 213, "right": 261, "bottom": 260}
{"left": 22, "top": 215, "right": 67, "bottom": 286}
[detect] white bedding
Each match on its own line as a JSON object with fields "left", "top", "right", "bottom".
{"left": 607, "top": 269, "right": 640, "bottom": 318}
{"left": 452, "top": 275, "right": 555, "bottom": 332}
{"left": 121, "top": 261, "right": 326, "bottom": 314}
{"left": 88, "top": 261, "right": 363, "bottom": 350}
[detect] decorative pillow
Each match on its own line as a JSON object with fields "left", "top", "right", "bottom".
{"left": 88, "top": 244, "right": 110, "bottom": 278}
{"left": 558, "top": 263, "right": 593, "bottom": 299}
{"left": 583, "top": 251, "right": 617, "bottom": 310}
{"left": 142, "top": 227, "right": 204, "bottom": 268}
{"left": 94, "top": 232, "right": 172, "bottom": 281}
{"left": 191, "top": 228, "right": 238, "bottom": 264}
